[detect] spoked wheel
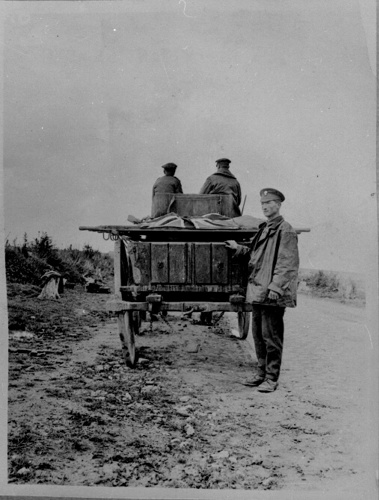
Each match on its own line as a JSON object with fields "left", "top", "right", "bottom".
{"left": 237, "top": 311, "right": 250, "bottom": 340}
{"left": 133, "top": 310, "right": 142, "bottom": 330}
{"left": 117, "top": 311, "right": 140, "bottom": 368}
{"left": 139, "top": 310, "right": 147, "bottom": 322}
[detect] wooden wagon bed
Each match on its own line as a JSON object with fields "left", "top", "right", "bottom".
{"left": 79, "top": 225, "right": 257, "bottom": 366}
{"left": 80, "top": 225, "right": 309, "bottom": 367}
{"left": 80, "top": 194, "right": 310, "bottom": 367}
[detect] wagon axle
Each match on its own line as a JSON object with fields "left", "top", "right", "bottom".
{"left": 107, "top": 294, "right": 251, "bottom": 368}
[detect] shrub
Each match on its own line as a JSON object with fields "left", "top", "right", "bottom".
{"left": 5, "top": 245, "right": 50, "bottom": 285}
{"left": 304, "top": 270, "right": 339, "bottom": 293}
{"left": 299, "top": 269, "right": 365, "bottom": 305}
{"left": 5, "top": 234, "right": 113, "bottom": 286}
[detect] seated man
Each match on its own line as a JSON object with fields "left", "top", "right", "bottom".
{"left": 151, "top": 163, "right": 183, "bottom": 217}
{"left": 199, "top": 158, "right": 242, "bottom": 325}
{"left": 199, "top": 158, "right": 242, "bottom": 216}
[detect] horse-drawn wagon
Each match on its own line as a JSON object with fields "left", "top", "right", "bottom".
{"left": 80, "top": 193, "right": 308, "bottom": 368}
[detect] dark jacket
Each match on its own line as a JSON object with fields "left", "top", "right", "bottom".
{"left": 152, "top": 175, "right": 183, "bottom": 195}
{"left": 235, "top": 216, "right": 299, "bottom": 307}
{"left": 199, "top": 168, "right": 242, "bottom": 207}
{"left": 151, "top": 175, "right": 183, "bottom": 218}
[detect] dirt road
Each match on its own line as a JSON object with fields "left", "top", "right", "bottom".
{"left": 232, "top": 295, "right": 375, "bottom": 493}
{"left": 7, "top": 290, "right": 377, "bottom": 496}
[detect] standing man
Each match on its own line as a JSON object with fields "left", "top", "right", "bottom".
{"left": 151, "top": 163, "right": 183, "bottom": 218}
{"left": 199, "top": 158, "right": 242, "bottom": 216}
{"left": 225, "top": 188, "right": 299, "bottom": 392}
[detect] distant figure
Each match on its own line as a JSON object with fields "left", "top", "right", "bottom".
{"left": 199, "top": 158, "right": 242, "bottom": 216}
{"left": 151, "top": 163, "right": 183, "bottom": 218}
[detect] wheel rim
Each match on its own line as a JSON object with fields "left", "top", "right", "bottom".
{"left": 237, "top": 311, "right": 250, "bottom": 339}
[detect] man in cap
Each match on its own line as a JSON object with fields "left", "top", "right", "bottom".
{"left": 151, "top": 163, "right": 183, "bottom": 218}
{"left": 199, "top": 158, "right": 242, "bottom": 216}
{"left": 152, "top": 163, "right": 183, "bottom": 196}
{"left": 225, "top": 188, "right": 299, "bottom": 392}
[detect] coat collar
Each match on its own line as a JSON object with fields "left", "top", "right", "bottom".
{"left": 259, "top": 215, "right": 284, "bottom": 230}
{"left": 212, "top": 168, "right": 237, "bottom": 179}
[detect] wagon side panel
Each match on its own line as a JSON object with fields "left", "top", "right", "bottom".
{"left": 151, "top": 243, "right": 169, "bottom": 283}
{"left": 211, "top": 243, "right": 228, "bottom": 284}
{"left": 194, "top": 244, "right": 211, "bottom": 284}
{"left": 169, "top": 243, "right": 189, "bottom": 284}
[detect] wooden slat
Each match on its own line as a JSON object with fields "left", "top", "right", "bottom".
{"left": 134, "top": 242, "right": 151, "bottom": 285}
{"left": 113, "top": 239, "right": 122, "bottom": 298}
{"left": 230, "top": 254, "right": 247, "bottom": 287}
{"left": 173, "top": 195, "right": 223, "bottom": 217}
{"left": 188, "top": 241, "right": 193, "bottom": 284}
{"left": 151, "top": 243, "right": 169, "bottom": 283}
{"left": 211, "top": 243, "right": 228, "bottom": 284}
{"left": 120, "top": 240, "right": 130, "bottom": 286}
{"left": 194, "top": 244, "right": 211, "bottom": 284}
{"left": 169, "top": 243, "right": 187, "bottom": 283}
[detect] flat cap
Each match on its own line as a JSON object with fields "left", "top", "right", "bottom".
{"left": 215, "top": 158, "right": 231, "bottom": 164}
{"left": 161, "top": 162, "right": 177, "bottom": 170}
{"left": 260, "top": 188, "right": 285, "bottom": 202}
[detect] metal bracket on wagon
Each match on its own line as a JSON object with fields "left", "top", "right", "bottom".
{"left": 229, "top": 294, "right": 247, "bottom": 312}
{"left": 146, "top": 294, "right": 162, "bottom": 314}
{"left": 146, "top": 294, "right": 163, "bottom": 303}
{"left": 229, "top": 294, "right": 245, "bottom": 304}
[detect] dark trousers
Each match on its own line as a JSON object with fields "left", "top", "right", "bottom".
{"left": 251, "top": 305, "right": 285, "bottom": 382}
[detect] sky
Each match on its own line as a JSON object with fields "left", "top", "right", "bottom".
{"left": 1, "top": 0, "right": 377, "bottom": 274}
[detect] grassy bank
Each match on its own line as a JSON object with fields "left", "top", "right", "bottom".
{"left": 5, "top": 233, "right": 113, "bottom": 287}
{"left": 298, "top": 268, "right": 365, "bottom": 307}
{"left": 5, "top": 233, "right": 114, "bottom": 335}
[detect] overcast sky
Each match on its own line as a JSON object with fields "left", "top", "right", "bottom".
{"left": 2, "top": 0, "right": 377, "bottom": 274}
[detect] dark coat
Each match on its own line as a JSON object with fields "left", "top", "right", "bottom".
{"left": 152, "top": 175, "right": 183, "bottom": 195}
{"left": 151, "top": 175, "right": 183, "bottom": 218}
{"left": 235, "top": 216, "right": 299, "bottom": 307}
{"left": 199, "top": 168, "right": 242, "bottom": 207}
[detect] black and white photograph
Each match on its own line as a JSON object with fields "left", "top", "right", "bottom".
{"left": 1, "top": 1, "right": 377, "bottom": 499}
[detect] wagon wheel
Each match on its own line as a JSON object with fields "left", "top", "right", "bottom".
{"left": 133, "top": 310, "right": 142, "bottom": 329}
{"left": 117, "top": 311, "right": 139, "bottom": 368}
{"left": 139, "top": 310, "right": 147, "bottom": 322}
{"left": 237, "top": 311, "right": 250, "bottom": 340}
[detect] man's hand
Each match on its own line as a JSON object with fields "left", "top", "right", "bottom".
{"left": 268, "top": 290, "right": 280, "bottom": 301}
{"left": 224, "top": 240, "right": 238, "bottom": 251}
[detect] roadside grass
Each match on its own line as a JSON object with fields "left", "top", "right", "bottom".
{"left": 298, "top": 269, "right": 365, "bottom": 306}
{"left": 5, "top": 232, "right": 113, "bottom": 287}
